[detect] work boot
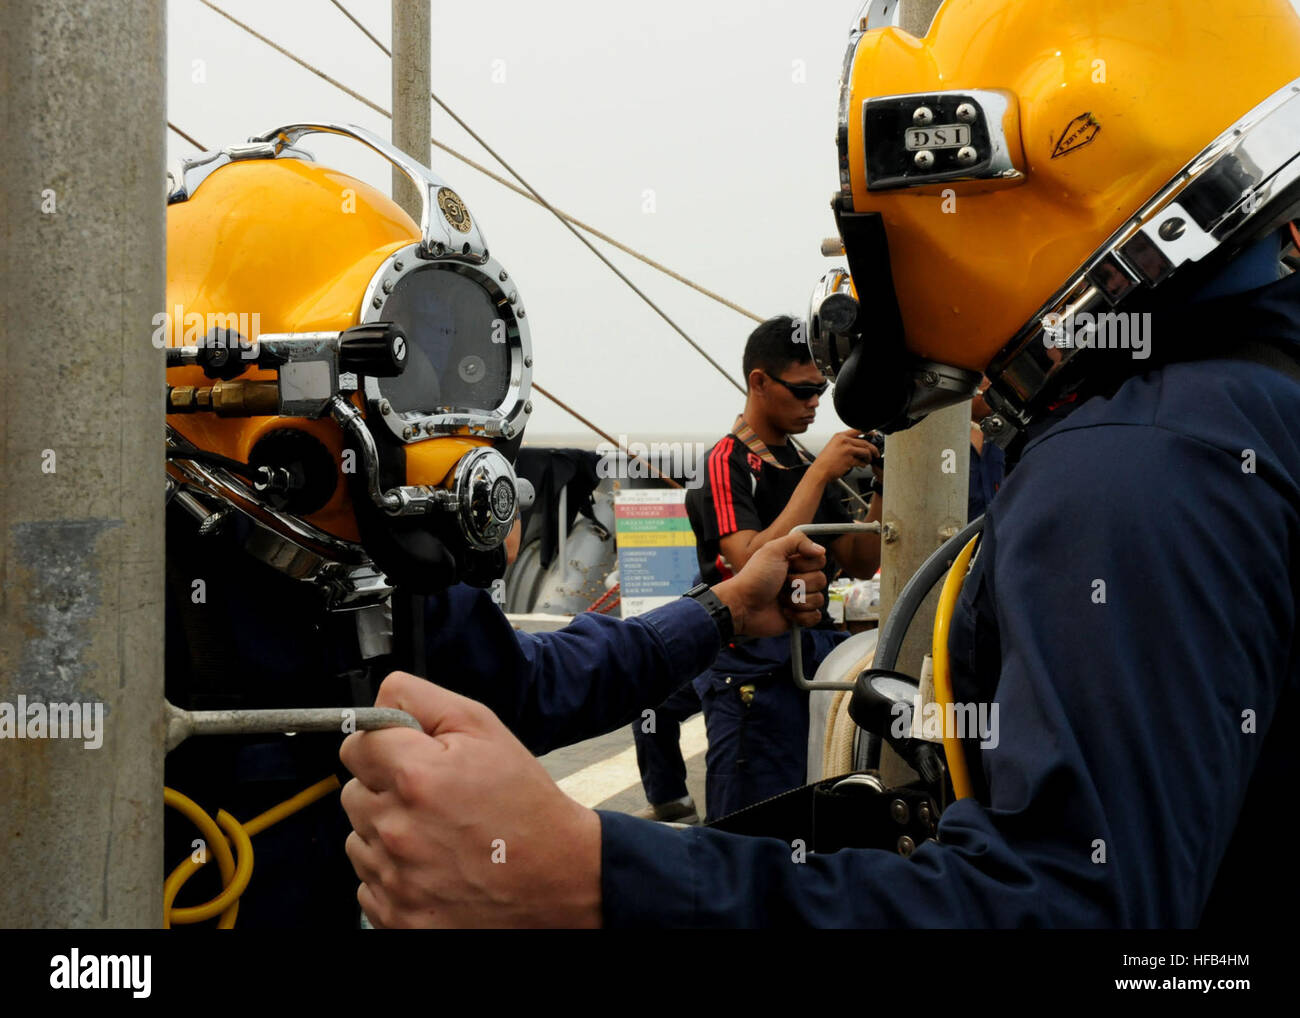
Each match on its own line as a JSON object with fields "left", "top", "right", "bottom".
{"left": 631, "top": 795, "right": 700, "bottom": 825}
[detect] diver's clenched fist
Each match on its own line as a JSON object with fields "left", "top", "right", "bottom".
{"left": 339, "top": 672, "right": 601, "bottom": 928}
{"left": 712, "top": 530, "right": 829, "bottom": 638}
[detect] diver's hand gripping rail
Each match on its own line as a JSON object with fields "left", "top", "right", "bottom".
{"left": 790, "top": 516, "right": 988, "bottom": 690}
{"left": 789, "top": 521, "right": 882, "bottom": 690}
{"left": 164, "top": 699, "right": 422, "bottom": 753}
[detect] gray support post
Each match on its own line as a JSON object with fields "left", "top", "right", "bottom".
{"left": 872, "top": 402, "right": 971, "bottom": 782}
{"left": 392, "top": 0, "right": 432, "bottom": 218}
{"left": 0, "top": 0, "right": 167, "bottom": 927}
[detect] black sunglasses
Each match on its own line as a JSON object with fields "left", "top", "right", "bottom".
{"left": 767, "top": 373, "right": 829, "bottom": 401}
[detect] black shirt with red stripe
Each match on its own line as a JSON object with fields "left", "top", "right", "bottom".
{"left": 686, "top": 431, "right": 855, "bottom": 591}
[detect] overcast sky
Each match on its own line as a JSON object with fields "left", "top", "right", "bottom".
{"left": 166, "top": 0, "right": 866, "bottom": 444}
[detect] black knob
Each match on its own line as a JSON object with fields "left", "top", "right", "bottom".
{"left": 339, "top": 323, "right": 408, "bottom": 377}
{"left": 164, "top": 329, "right": 250, "bottom": 380}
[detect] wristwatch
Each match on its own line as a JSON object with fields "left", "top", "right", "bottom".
{"left": 683, "top": 582, "right": 734, "bottom": 645}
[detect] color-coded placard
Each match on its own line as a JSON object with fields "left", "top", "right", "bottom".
{"left": 614, "top": 489, "right": 699, "bottom": 617}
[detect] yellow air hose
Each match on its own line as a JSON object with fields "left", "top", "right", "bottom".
{"left": 162, "top": 775, "right": 343, "bottom": 928}
{"left": 931, "top": 535, "right": 981, "bottom": 801}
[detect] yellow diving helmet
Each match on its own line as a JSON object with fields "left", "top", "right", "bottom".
{"left": 162, "top": 123, "right": 533, "bottom": 603}
{"left": 807, "top": 0, "right": 1300, "bottom": 438}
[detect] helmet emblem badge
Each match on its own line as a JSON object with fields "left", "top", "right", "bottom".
{"left": 1051, "top": 112, "right": 1101, "bottom": 158}
{"left": 437, "top": 187, "right": 473, "bottom": 233}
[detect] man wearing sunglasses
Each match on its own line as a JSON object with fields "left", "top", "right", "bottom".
{"left": 679, "top": 315, "right": 883, "bottom": 821}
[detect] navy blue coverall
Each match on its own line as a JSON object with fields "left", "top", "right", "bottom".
{"left": 428, "top": 265, "right": 1300, "bottom": 926}
{"left": 628, "top": 581, "right": 844, "bottom": 817}
{"left": 968, "top": 439, "right": 1004, "bottom": 520}
{"left": 683, "top": 427, "right": 856, "bottom": 819}
{"left": 630, "top": 679, "right": 701, "bottom": 807}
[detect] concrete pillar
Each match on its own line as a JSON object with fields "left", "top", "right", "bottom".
{"left": 392, "top": 0, "right": 432, "bottom": 217}
{"left": 874, "top": 402, "right": 970, "bottom": 781}
{"left": 0, "top": 0, "right": 166, "bottom": 927}
{"left": 899, "top": 0, "right": 944, "bottom": 38}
